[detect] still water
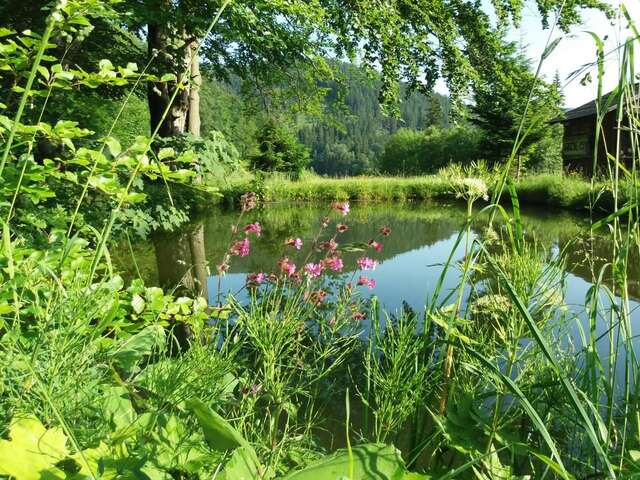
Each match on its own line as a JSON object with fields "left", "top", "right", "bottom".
{"left": 119, "top": 200, "right": 640, "bottom": 363}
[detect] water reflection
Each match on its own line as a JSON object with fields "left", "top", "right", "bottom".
{"left": 115, "top": 200, "right": 640, "bottom": 380}
{"left": 121, "top": 201, "right": 639, "bottom": 306}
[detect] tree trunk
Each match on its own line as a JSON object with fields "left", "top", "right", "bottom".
{"left": 147, "top": 19, "right": 191, "bottom": 137}
{"left": 187, "top": 43, "right": 201, "bottom": 138}
{"left": 147, "top": 21, "right": 209, "bottom": 349}
{"left": 188, "top": 223, "right": 208, "bottom": 299}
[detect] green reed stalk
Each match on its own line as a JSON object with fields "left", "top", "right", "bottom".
{"left": 478, "top": 241, "right": 616, "bottom": 477}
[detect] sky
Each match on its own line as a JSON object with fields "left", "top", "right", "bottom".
{"left": 435, "top": 0, "right": 640, "bottom": 109}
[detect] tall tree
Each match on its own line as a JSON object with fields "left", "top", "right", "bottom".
{"left": 425, "top": 91, "right": 445, "bottom": 128}
{"left": 469, "top": 40, "right": 563, "bottom": 171}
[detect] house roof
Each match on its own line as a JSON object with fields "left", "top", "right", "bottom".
{"left": 562, "top": 89, "right": 619, "bottom": 122}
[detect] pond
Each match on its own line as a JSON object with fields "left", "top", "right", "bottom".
{"left": 118, "top": 200, "right": 640, "bottom": 380}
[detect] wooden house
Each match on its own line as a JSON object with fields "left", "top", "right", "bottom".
{"left": 554, "top": 89, "right": 635, "bottom": 174}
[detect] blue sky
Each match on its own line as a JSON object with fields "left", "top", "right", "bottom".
{"left": 434, "top": 0, "right": 639, "bottom": 109}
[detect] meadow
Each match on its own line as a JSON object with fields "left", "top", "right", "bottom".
{"left": 221, "top": 170, "right": 631, "bottom": 215}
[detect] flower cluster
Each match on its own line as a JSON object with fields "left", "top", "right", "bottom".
{"left": 357, "top": 256, "right": 377, "bottom": 270}
{"left": 285, "top": 237, "right": 303, "bottom": 250}
{"left": 244, "top": 222, "right": 262, "bottom": 236}
{"left": 368, "top": 240, "right": 382, "bottom": 252}
{"left": 304, "top": 262, "right": 323, "bottom": 278}
{"left": 331, "top": 201, "right": 350, "bottom": 216}
{"left": 278, "top": 256, "right": 297, "bottom": 277}
{"left": 323, "top": 255, "right": 344, "bottom": 272}
{"left": 230, "top": 238, "right": 250, "bottom": 257}
{"left": 215, "top": 194, "right": 393, "bottom": 317}
{"left": 246, "top": 272, "right": 266, "bottom": 287}
{"left": 357, "top": 276, "right": 376, "bottom": 289}
{"left": 453, "top": 177, "right": 489, "bottom": 202}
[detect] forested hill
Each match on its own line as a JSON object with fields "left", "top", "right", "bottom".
{"left": 298, "top": 65, "right": 450, "bottom": 175}
{"left": 198, "top": 63, "right": 451, "bottom": 177}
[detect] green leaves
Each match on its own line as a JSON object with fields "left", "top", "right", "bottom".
{"left": 186, "top": 398, "right": 249, "bottom": 451}
{"left": 0, "top": 416, "right": 68, "bottom": 480}
{"left": 218, "top": 446, "right": 264, "bottom": 480}
{"left": 281, "top": 444, "right": 407, "bottom": 480}
{"left": 110, "top": 325, "right": 165, "bottom": 372}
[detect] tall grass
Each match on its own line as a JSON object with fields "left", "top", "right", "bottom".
{"left": 221, "top": 171, "right": 636, "bottom": 216}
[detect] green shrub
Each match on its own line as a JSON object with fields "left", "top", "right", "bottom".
{"left": 379, "top": 125, "right": 482, "bottom": 175}
{"left": 251, "top": 118, "right": 310, "bottom": 178}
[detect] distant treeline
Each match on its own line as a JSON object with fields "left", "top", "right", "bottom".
{"left": 200, "top": 62, "right": 452, "bottom": 176}
{"left": 297, "top": 64, "right": 451, "bottom": 175}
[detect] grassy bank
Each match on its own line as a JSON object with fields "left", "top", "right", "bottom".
{"left": 221, "top": 172, "right": 631, "bottom": 214}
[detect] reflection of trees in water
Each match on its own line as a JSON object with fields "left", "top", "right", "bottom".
{"left": 563, "top": 233, "right": 640, "bottom": 300}
{"left": 200, "top": 202, "right": 467, "bottom": 274}
{"left": 153, "top": 222, "right": 208, "bottom": 297}
{"left": 115, "top": 202, "right": 638, "bottom": 301}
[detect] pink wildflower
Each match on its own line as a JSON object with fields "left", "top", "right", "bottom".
{"left": 246, "top": 272, "right": 266, "bottom": 286}
{"left": 230, "top": 237, "right": 250, "bottom": 257}
{"left": 357, "top": 256, "right": 378, "bottom": 270}
{"left": 357, "top": 275, "right": 376, "bottom": 290}
{"left": 332, "top": 201, "right": 350, "bottom": 216}
{"left": 379, "top": 225, "right": 392, "bottom": 236}
{"left": 352, "top": 311, "right": 366, "bottom": 321}
{"left": 244, "top": 222, "right": 262, "bottom": 236}
{"left": 277, "top": 257, "right": 297, "bottom": 277}
{"left": 336, "top": 223, "right": 349, "bottom": 233}
{"left": 285, "top": 237, "right": 303, "bottom": 250}
{"left": 304, "top": 262, "right": 324, "bottom": 278}
{"left": 368, "top": 240, "right": 382, "bottom": 252}
{"left": 323, "top": 255, "right": 344, "bottom": 272}
{"left": 216, "top": 262, "right": 229, "bottom": 275}
{"left": 250, "top": 384, "right": 262, "bottom": 396}
{"left": 319, "top": 239, "right": 338, "bottom": 251}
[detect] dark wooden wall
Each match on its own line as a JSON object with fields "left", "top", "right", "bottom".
{"left": 561, "top": 110, "right": 632, "bottom": 175}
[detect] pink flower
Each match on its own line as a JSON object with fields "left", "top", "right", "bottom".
{"left": 244, "top": 222, "right": 262, "bottom": 236}
{"left": 216, "top": 262, "right": 229, "bottom": 275}
{"left": 323, "top": 255, "right": 344, "bottom": 272}
{"left": 246, "top": 272, "right": 266, "bottom": 286}
{"left": 304, "top": 262, "right": 324, "bottom": 278}
{"left": 379, "top": 226, "right": 391, "bottom": 236}
{"left": 336, "top": 223, "right": 348, "bottom": 233}
{"left": 357, "top": 256, "right": 377, "bottom": 270}
{"left": 352, "top": 311, "right": 366, "bottom": 321}
{"left": 285, "top": 238, "right": 303, "bottom": 250}
{"left": 357, "top": 275, "right": 376, "bottom": 289}
{"left": 240, "top": 192, "right": 258, "bottom": 212}
{"left": 332, "top": 201, "right": 350, "bottom": 216}
{"left": 368, "top": 240, "right": 382, "bottom": 252}
{"left": 319, "top": 239, "right": 338, "bottom": 251}
{"left": 230, "top": 238, "right": 250, "bottom": 257}
{"left": 278, "top": 257, "right": 297, "bottom": 277}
